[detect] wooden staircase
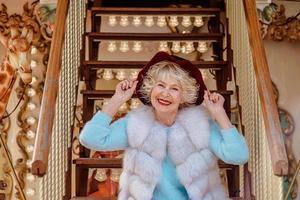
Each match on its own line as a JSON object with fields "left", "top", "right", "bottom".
{"left": 72, "top": 0, "right": 243, "bottom": 199}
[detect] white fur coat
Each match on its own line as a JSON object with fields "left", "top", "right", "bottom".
{"left": 118, "top": 105, "right": 230, "bottom": 200}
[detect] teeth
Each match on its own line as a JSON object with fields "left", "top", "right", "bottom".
{"left": 158, "top": 99, "right": 171, "bottom": 105}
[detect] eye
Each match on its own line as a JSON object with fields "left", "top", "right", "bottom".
{"left": 157, "top": 83, "right": 164, "bottom": 87}
{"left": 171, "top": 87, "right": 179, "bottom": 91}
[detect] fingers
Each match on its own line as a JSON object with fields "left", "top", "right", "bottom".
{"left": 120, "top": 79, "right": 138, "bottom": 91}
{"left": 204, "top": 90, "right": 224, "bottom": 103}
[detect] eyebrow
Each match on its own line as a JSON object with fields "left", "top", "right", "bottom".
{"left": 157, "top": 80, "right": 181, "bottom": 87}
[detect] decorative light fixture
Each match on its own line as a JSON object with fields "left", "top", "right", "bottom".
{"left": 102, "top": 69, "right": 114, "bottom": 80}
{"left": 197, "top": 41, "right": 208, "bottom": 53}
{"left": 107, "top": 41, "right": 117, "bottom": 52}
{"left": 157, "top": 16, "right": 167, "bottom": 27}
{"left": 158, "top": 41, "right": 169, "bottom": 52}
{"left": 132, "top": 41, "right": 143, "bottom": 53}
{"left": 26, "top": 88, "right": 36, "bottom": 97}
{"left": 130, "top": 99, "right": 141, "bottom": 110}
{"left": 119, "top": 41, "right": 129, "bottom": 52}
{"left": 26, "top": 160, "right": 32, "bottom": 168}
{"left": 116, "top": 70, "right": 126, "bottom": 81}
{"left": 26, "top": 117, "right": 36, "bottom": 125}
{"left": 108, "top": 15, "right": 118, "bottom": 27}
{"left": 102, "top": 100, "right": 109, "bottom": 107}
{"left": 119, "top": 16, "right": 129, "bottom": 27}
{"left": 169, "top": 16, "right": 179, "bottom": 27}
{"left": 95, "top": 169, "right": 107, "bottom": 182}
{"left": 27, "top": 102, "right": 36, "bottom": 110}
{"left": 132, "top": 16, "right": 142, "bottom": 27}
{"left": 25, "top": 188, "right": 35, "bottom": 196}
{"left": 182, "top": 16, "right": 192, "bottom": 27}
{"left": 31, "top": 46, "right": 38, "bottom": 55}
{"left": 171, "top": 41, "right": 181, "bottom": 53}
{"left": 145, "top": 16, "right": 154, "bottom": 27}
{"left": 26, "top": 174, "right": 35, "bottom": 182}
{"left": 26, "top": 144, "right": 34, "bottom": 153}
{"left": 129, "top": 70, "right": 139, "bottom": 80}
{"left": 110, "top": 169, "right": 122, "bottom": 182}
{"left": 30, "top": 60, "right": 37, "bottom": 69}
{"left": 185, "top": 41, "right": 195, "bottom": 54}
{"left": 119, "top": 102, "right": 128, "bottom": 112}
{"left": 30, "top": 76, "right": 37, "bottom": 85}
{"left": 26, "top": 130, "right": 36, "bottom": 139}
{"left": 194, "top": 16, "right": 204, "bottom": 27}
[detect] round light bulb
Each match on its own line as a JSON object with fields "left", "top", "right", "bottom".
{"left": 132, "top": 16, "right": 142, "bottom": 27}
{"left": 31, "top": 46, "right": 38, "bottom": 55}
{"left": 26, "top": 160, "right": 32, "bottom": 168}
{"left": 130, "top": 99, "right": 141, "bottom": 110}
{"left": 182, "top": 16, "right": 192, "bottom": 27}
{"left": 119, "top": 16, "right": 129, "bottom": 27}
{"left": 103, "top": 69, "right": 114, "bottom": 80}
{"left": 30, "top": 60, "right": 37, "bottom": 69}
{"left": 194, "top": 16, "right": 204, "bottom": 27}
{"left": 129, "top": 70, "right": 139, "bottom": 80}
{"left": 132, "top": 41, "right": 143, "bottom": 53}
{"left": 26, "top": 144, "right": 34, "bottom": 153}
{"left": 157, "top": 16, "right": 167, "bottom": 27}
{"left": 197, "top": 41, "right": 208, "bottom": 53}
{"left": 26, "top": 88, "right": 36, "bottom": 97}
{"left": 26, "top": 130, "right": 36, "bottom": 139}
{"left": 185, "top": 41, "right": 195, "bottom": 54}
{"left": 145, "top": 16, "right": 154, "bottom": 27}
{"left": 171, "top": 41, "right": 181, "bottom": 53}
{"left": 26, "top": 117, "right": 36, "bottom": 125}
{"left": 119, "top": 41, "right": 129, "bottom": 53}
{"left": 108, "top": 16, "right": 117, "bottom": 27}
{"left": 115, "top": 70, "right": 126, "bottom": 81}
{"left": 25, "top": 188, "right": 35, "bottom": 196}
{"left": 30, "top": 76, "right": 37, "bottom": 85}
{"left": 26, "top": 174, "right": 35, "bottom": 181}
{"left": 27, "top": 102, "right": 36, "bottom": 110}
{"left": 107, "top": 41, "right": 117, "bottom": 52}
{"left": 169, "top": 16, "right": 179, "bottom": 27}
{"left": 119, "top": 102, "right": 128, "bottom": 112}
{"left": 158, "top": 41, "right": 169, "bottom": 52}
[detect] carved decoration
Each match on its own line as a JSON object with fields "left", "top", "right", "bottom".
{"left": 272, "top": 81, "right": 297, "bottom": 199}
{"left": 258, "top": 3, "right": 300, "bottom": 41}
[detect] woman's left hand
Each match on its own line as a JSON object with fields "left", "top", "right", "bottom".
{"left": 203, "top": 90, "right": 225, "bottom": 119}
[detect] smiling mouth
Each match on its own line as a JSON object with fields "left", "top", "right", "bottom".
{"left": 157, "top": 98, "right": 172, "bottom": 106}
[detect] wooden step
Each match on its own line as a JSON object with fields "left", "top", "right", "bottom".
{"left": 82, "top": 90, "right": 233, "bottom": 100}
{"left": 74, "top": 158, "right": 122, "bottom": 168}
{"left": 82, "top": 60, "right": 229, "bottom": 70}
{"left": 90, "top": 7, "right": 221, "bottom": 16}
{"left": 87, "top": 32, "right": 223, "bottom": 41}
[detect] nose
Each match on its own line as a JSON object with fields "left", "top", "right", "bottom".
{"left": 161, "top": 88, "right": 170, "bottom": 97}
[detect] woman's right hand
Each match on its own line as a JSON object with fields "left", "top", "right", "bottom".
{"left": 112, "top": 79, "right": 138, "bottom": 104}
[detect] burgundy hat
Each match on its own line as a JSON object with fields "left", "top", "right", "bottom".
{"left": 136, "top": 51, "right": 207, "bottom": 105}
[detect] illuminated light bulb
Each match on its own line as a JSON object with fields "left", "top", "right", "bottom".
{"left": 185, "top": 41, "right": 195, "bottom": 54}
{"left": 182, "top": 16, "right": 192, "bottom": 27}
{"left": 158, "top": 41, "right": 169, "bottom": 52}
{"left": 119, "top": 102, "right": 128, "bottom": 112}
{"left": 25, "top": 188, "right": 35, "bottom": 196}
{"left": 169, "top": 16, "right": 179, "bottom": 27}
{"left": 132, "top": 16, "right": 142, "bottom": 27}
{"left": 107, "top": 41, "right": 117, "bottom": 52}
{"left": 26, "top": 88, "right": 36, "bottom": 97}
{"left": 129, "top": 70, "right": 139, "bottom": 80}
{"left": 30, "top": 76, "right": 37, "bottom": 85}
{"left": 102, "top": 100, "right": 109, "bottom": 107}
{"left": 26, "top": 160, "right": 32, "bottom": 168}
{"left": 102, "top": 69, "right": 114, "bottom": 80}
{"left": 26, "top": 117, "right": 36, "bottom": 125}
{"left": 27, "top": 102, "right": 36, "bottom": 110}
{"left": 119, "top": 16, "right": 129, "bottom": 27}
{"left": 108, "top": 15, "right": 117, "bottom": 27}
{"left": 130, "top": 99, "right": 141, "bottom": 110}
{"left": 197, "top": 41, "right": 208, "bottom": 53}
{"left": 26, "top": 130, "right": 36, "bottom": 139}
{"left": 119, "top": 41, "right": 129, "bottom": 53}
{"left": 116, "top": 70, "right": 126, "bottom": 81}
{"left": 157, "top": 16, "right": 167, "bottom": 27}
{"left": 26, "top": 144, "right": 34, "bottom": 153}
{"left": 194, "top": 16, "right": 204, "bottom": 27}
{"left": 132, "top": 41, "right": 143, "bottom": 53}
{"left": 145, "top": 16, "right": 154, "bottom": 27}
{"left": 31, "top": 46, "right": 38, "bottom": 55}
{"left": 30, "top": 60, "right": 37, "bottom": 69}
{"left": 26, "top": 174, "right": 35, "bottom": 181}
{"left": 171, "top": 41, "right": 181, "bottom": 53}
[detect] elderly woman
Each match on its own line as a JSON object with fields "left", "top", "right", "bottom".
{"left": 80, "top": 52, "right": 249, "bottom": 200}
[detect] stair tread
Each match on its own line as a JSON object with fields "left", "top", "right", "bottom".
{"left": 90, "top": 7, "right": 220, "bottom": 15}
{"left": 82, "top": 60, "right": 229, "bottom": 69}
{"left": 87, "top": 32, "right": 223, "bottom": 41}
{"left": 73, "top": 158, "right": 236, "bottom": 169}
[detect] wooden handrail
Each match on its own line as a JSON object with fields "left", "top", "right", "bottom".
{"left": 242, "top": 0, "right": 288, "bottom": 176}
{"left": 31, "top": 0, "right": 70, "bottom": 176}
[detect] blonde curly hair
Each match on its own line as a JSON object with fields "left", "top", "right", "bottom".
{"left": 139, "top": 61, "right": 199, "bottom": 107}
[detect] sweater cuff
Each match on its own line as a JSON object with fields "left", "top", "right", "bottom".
{"left": 220, "top": 127, "right": 243, "bottom": 143}
{"left": 93, "top": 111, "right": 113, "bottom": 126}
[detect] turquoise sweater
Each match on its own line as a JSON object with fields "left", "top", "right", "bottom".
{"left": 80, "top": 111, "right": 249, "bottom": 200}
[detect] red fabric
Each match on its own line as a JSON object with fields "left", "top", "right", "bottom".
{"left": 136, "top": 51, "right": 207, "bottom": 105}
